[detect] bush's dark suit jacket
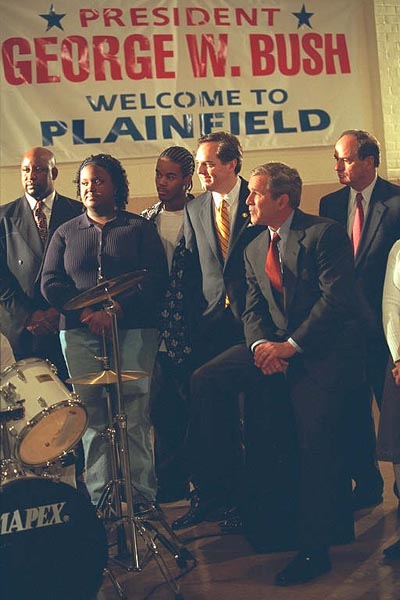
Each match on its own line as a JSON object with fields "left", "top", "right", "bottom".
{"left": 184, "top": 177, "right": 265, "bottom": 341}
{"left": 242, "top": 209, "right": 364, "bottom": 547}
{"left": 0, "top": 193, "right": 82, "bottom": 361}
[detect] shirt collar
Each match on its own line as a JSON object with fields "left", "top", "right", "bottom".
{"left": 25, "top": 189, "right": 56, "bottom": 211}
{"left": 212, "top": 177, "right": 241, "bottom": 208}
{"left": 350, "top": 174, "right": 378, "bottom": 206}
{"left": 268, "top": 210, "right": 295, "bottom": 241}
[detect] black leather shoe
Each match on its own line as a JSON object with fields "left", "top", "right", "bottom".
{"left": 275, "top": 550, "right": 331, "bottom": 586}
{"left": 219, "top": 514, "right": 244, "bottom": 534}
{"left": 352, "top": 490, "right": 383, "bottom": 511}
{"left": 383, "top": 539, "right": 400, "bottom": 559}
{"left": 157, "top": 484, "right": 190, "bottom": 504}
{"left": 171, "top": 491, "right": 221, "bottom": 530}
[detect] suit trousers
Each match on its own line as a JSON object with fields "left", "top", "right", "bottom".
{"left": 189, "top": 343, "right": 354, "bottom": 549}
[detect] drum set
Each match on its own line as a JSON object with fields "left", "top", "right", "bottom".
{"left": 0, "top": 272, "right": 192, "bottom": 600}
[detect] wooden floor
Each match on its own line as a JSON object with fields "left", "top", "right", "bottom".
{"left": 97, "top": 458, "right": 400, "bottom": 600}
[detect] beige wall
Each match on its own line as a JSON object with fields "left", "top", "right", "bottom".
{"left": 1, "top": 0, "right": 399, "bottom": 216}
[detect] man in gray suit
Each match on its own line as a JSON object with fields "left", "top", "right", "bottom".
{"left": 320, "top": 130, "right": 400, "bottom": 509}
{"left": 0, "top": 147, "right": 82, "bottom": 373}
{"left": 172, "top": 132, "right": 264, "bottom": 529}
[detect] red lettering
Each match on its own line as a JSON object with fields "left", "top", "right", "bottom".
{"left": 325, "top": 34, "right": 350, "bottom": 74}
{"left": 302, "top": 34, "right": 324, "bottom": 75}
{"left": 60, "top": 36, "right": 89, "bottom": 83}
{"left": 153, "top": 35, "right": 175, "bottom": 78}
{"left": 79, "top": 9, "right": 99, "bottom": 28}
{"left": 2, "top": 38, "right": 32, "bottom": 85}
{"left": 124, "top": 35, "right": 151, "bottom": 80}
{"left": 186, "top": 34, "right": 228, "bottom": 77}
{"left": 276, "top": 34, "right": 300, "bottom": 76}
{"left": 250, "top": 35, "right": 275, "bottom": 76}
{"left": 129, "top": 8, "right": 148, "bottom": 26}
{"left": 92, "top": 36, "right": 122, "bottom": 81}
{"left": 186, "top": 8, "right": 210, "bottom": 26}
{"left": 104, "top": 8, "right": 125, "bottom": 27}
{"left": 214, "top": 8, "right": 230, "bottom": 26}
{"left": 34, "top": 38, "right": 60, "bottom": 83}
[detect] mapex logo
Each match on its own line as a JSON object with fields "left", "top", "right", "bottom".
{"left": 0, "top": 502, "right": 68, "bottom": 535}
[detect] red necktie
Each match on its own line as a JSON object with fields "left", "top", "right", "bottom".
{"left": 352, "top": 193, "right": 364, "bottom": 255}
{"left": 265, "top": 231, "right": 283, "bottom": 294}
{"left": 33, "top": 200, "right": 48, "bottom": 243}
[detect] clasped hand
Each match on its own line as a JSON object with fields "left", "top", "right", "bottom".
{"left": 253, "top": 341, "right": 296, "bottom": 375}
{"left": 26, "top": 307, "right": 60, "bottom": 335}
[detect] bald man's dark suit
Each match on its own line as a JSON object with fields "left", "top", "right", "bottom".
{"left": 320, "top": 176, "right": 400, "bottom": 498}
{"left": 0, "top": 193, "right": 82, "bottom": 375}
{"left": 240, "top": 209, "right": 364, "bottom": 548}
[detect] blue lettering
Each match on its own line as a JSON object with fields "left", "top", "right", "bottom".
{"left": 86, "top": 95, "right": 117, "bottom": 111}
{"left": 299, "top": 109, "right": 330, "bottom": 131}
{"left": 273, "top": 111, "right": 297, "bottom": 133}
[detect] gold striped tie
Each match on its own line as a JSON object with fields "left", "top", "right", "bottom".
{"left": 215, "top": 197, "right": 230, "bottom": 259}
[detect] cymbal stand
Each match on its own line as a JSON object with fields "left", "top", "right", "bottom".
{"left": 94, "top": 294, "right": 187, "bottom": 598}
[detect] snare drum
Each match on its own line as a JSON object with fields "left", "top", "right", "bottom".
{"left": 0, "top": 358, "right": 87, "bottom": 467}
{"left": 0, "top": 476, "right": 108, "bottom": 600}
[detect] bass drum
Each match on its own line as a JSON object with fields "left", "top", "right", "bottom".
{"left": 0, "top": 477, "right": 108, "bottom": 600}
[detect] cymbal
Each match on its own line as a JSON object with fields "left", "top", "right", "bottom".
{"left": 63, "top": 270, "right": 147, "bottom": 311}
{"left": 66, "top": 370, "right": 148, "bottom": 385}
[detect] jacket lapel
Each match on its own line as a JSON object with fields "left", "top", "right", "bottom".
{"left": 282, "top": 211, "right": 305, "bottom": 314}
{"left": 354, "top": 178, "right": 386, "bottom": 268}
{"left": 11, "top": 196, "right": 43, "bottom": 260}
{"left": 227, "top": 179, "right": 251, "bottom": 260}
{"left": 199, "top": 193, "right": 222, "bottom": 263}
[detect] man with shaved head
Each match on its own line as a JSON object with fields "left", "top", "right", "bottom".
{"left": 0, "top": 147, "right": 82, "bottom": 371}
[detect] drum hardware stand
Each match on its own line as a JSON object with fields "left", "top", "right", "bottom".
{"left": 0, "top": 396, "right": 26, "bottom": 484}
{"left": 69, "top": 291, "right": 191, "bottom": 599}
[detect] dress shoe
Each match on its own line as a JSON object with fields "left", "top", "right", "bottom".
{"left": 275, "top": 550, "right": 331, "bottom": 586}
{"left": 172, "top": 490, "right": 223, "bottom": 530}
{"left": 383, "top": 539, "right": 400, "bottom": 559}
{"left": 219, "top": 514, "right": 244, "bottom": 534}
{"left": 156, "top": 483, "right": 190, "bottom": 504}
{"left": 352, "top": 489, "right": 383, "bottom": 511}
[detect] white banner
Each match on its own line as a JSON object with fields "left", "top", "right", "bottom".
{"left": 0, "top": 0, "right": 372, "bottom": 165}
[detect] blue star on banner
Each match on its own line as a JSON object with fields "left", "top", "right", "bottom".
{"left": 292, "top": 4, "right": 314, "bottom": 29}
{"left": 39, "top": 4, "right": 66, "bottom": 31}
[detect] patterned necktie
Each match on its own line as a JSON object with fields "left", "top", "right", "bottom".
{"left": 215, "top": 197, "right": 230, "bottom": 259}
{"left": 160, "top": 236, "right": 193, "bottom": 365}
{"left": 33, "top": 200, "right": 48, "bottom": 243}
{"left": 265, "top": 232, "right": 283, "bottom": 294}
{"left": 352, "top": 192, "right": 364, "bottom": 255}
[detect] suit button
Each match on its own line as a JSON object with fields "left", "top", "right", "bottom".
{"left": 18, "top": 260, "right": 23, "bottom": 265}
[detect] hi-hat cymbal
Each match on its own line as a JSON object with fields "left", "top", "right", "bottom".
{"left": 66, "top": 370, "right": 148, "bottom": 385}
{"left": 63, "top": 270, "right": 147, "bottom": 311}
